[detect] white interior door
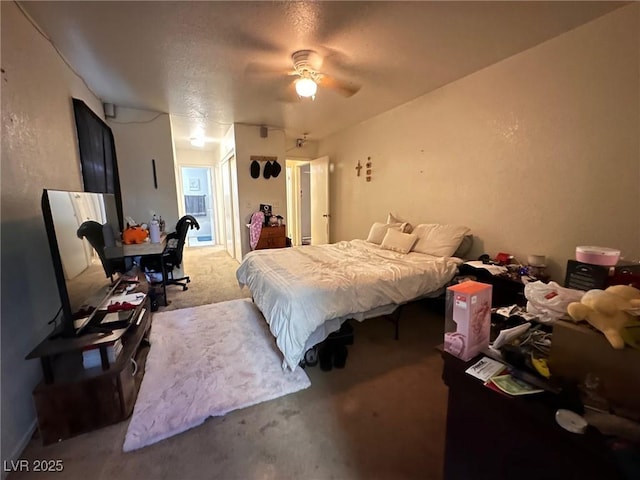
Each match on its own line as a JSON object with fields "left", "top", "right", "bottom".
{"left": 310, "top": 156, "right": 330, "bottom": 245}
{"left": 221, "top": 158, "right": 235, "bottom": 258}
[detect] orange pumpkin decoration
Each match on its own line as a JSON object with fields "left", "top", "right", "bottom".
{"left": 122, "top": 226, "right": 148, "bottom": 244}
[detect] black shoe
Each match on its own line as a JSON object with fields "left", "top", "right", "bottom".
{"left": 304, "top": 346, "right": 318, "bottom": 367}
{"left": 319, "top": 345, "right": 333, "bottom": 371}
{"left": 333, "top": 345, "right": 348, "bottom": 369}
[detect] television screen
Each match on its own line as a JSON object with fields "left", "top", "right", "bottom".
{"left": 42, "top": 189, "right": 123, "bottom": 336}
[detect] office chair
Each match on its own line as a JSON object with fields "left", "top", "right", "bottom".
{"left": 142, "top": 215, "right": 200, "bottom": 291}
{"left": 76, "top": 220, "right": 125, "bottom": 281}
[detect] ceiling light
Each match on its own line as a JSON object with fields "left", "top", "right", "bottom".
{"left": 190, "top": 137, "right": 205, "bottom": 147}
{"left": 295, "top": 77, "right": 317, "bottom": 98}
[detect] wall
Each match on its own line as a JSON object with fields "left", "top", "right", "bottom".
{"left": 285, "top": 136, "right": 319, "bottom": 160}
{"left": 107, "top": 107, "right": 179, "bottom": 229}
{"left": 0, "top": 1, "right": 106, "bottom": 465}
{"left": 233, "top": 124, "right": 287, "bottom": 258}
{"left": 319, "top": 5, "right": 640, "bottom": 281}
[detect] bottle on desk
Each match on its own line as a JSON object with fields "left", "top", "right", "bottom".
{"left": 149, "top": 214, "right": 161, "bottom": 243}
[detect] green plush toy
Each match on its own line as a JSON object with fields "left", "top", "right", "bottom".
{"left": 567, "top": 285, "right": 640, "bottom": 349}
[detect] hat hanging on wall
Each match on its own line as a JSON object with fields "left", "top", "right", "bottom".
{"left": 250, "top": 160, "right": 260, "bottom": 179}
{"left": 271, "top": 160, "right": 282, "bottom": 178}
{"left": 263, "top": 160, "right": 273, "bottom": 179}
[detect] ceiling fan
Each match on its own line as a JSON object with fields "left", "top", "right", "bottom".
{"left": 249, "top": 49, "right": 362, "bottom": 101}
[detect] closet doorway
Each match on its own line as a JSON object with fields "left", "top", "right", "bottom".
{"left": 179, "top": 166, "right": 216, "bottom": 246}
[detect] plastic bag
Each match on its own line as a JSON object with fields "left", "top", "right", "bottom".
{"left": 524, "top": 281, "right": 585, "bottom": 323}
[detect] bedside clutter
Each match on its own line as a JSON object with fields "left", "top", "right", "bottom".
{"left": 458, "top": 261, "right": 541, "bottom": 307}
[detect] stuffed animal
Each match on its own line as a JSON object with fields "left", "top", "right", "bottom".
{"left": 122, "top": 226, "right": 148, "bottom": 244}
{"left": 567, "top": 285, "right": 640, "bottom": 349}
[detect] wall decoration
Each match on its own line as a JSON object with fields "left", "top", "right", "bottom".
{"left": 355, "top": 160, "right": 362, "bottom": 177}
{"left": 366, "top": 157, "right": 372, "bottom": 182}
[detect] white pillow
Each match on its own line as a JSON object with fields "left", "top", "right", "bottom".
{"left": 366, "top": 222, "right": 403, "bottom": 244}
{"left": 381, "top": 228, "right": 418, "bottom": 254}
{"left": 412, "top": 224, "right": 471, "bottom": 257}
{"left": 387, "top": 213, "right": 413, "bottom": 233}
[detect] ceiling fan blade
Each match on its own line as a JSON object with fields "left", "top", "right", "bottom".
{"left": 245, "top": 62, "right": 296, "bottom": 77}
{"left": 318, "top": 75, "right": 361, "bottom": 97}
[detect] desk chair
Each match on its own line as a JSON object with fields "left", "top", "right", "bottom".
{"left": 77, "top": 220, "right": 125, "bottom": 281}
{"left": 143, "top": 215, "right": 200, "bottom": 291}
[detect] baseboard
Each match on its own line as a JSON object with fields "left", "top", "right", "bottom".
{"left": 2, "top": 420, "right": 37, "bottom": 480}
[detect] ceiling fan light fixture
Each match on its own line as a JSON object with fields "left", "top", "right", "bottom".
{"left": 295, "top": 77, "right": 317, "bottom": 98}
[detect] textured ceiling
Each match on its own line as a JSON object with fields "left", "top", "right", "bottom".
{"left": 19, "top": 1, "right": 625, "bottom": 150}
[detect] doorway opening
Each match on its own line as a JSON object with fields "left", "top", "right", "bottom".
{"left": 180, "top": 166, "right": 216, "bottom": 247}
{"left": 286, "top": 160, "right": 308, "bottom": 246}
{"left": 286, "top": 156, "right": 330, "bottom": 246}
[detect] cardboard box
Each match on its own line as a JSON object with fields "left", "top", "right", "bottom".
{"left": 444, "top": 281, "right": 492, "bottom": 361}
{"left": 549, "top": 319, "right": 640, "bottom": 419}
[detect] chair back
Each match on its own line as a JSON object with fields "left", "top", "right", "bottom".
{"left": 77, "top": 220, "right": 115, "bottom": 278}
{"left": 168, "top": 215, "right": 200, "bottom": 267}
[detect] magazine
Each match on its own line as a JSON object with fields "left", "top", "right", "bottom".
{"left": 465, "top": 356, "right": 544, "bottom": 396}
{"left": 488, "top": 374, "right": 544, "bottom": 396}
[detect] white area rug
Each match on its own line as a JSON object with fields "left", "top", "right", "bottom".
{"left": 123, "top": 299, "right": 311, "bottom": 451}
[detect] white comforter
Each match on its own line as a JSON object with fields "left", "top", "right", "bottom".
{"left": 236, "top": 239, "right": 461, "bottom": 370}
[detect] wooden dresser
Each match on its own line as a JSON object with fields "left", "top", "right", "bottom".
{"left": 256, "top": 225, "right": 287, "bottom": 250}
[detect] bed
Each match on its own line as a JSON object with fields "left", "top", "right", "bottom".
{"left": 237, "top": 222, "right": 469, "bottom": 370}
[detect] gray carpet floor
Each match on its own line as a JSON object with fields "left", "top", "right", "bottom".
{"left": 12, "top": 246, "right": 449, "bottom": 480}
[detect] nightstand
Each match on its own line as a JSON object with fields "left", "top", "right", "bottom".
{"left": 255, "top": 225, "right": 287, "bottom": 250}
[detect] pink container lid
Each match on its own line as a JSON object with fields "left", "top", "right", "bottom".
{"left": 575, "top": 246, "right": 620, "bottom": 266}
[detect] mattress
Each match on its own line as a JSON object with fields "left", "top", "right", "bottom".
{"left": 236, "top": 239, "right": 462, "bottom": 370}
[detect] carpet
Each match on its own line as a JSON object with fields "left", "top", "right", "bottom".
{"left": 123, "top": 299, "right": 311, "bottom": 451}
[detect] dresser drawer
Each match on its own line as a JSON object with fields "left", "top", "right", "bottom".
{"left": 260, "top": 226, "right": 285, "bottom": 239}
{"left": 255, "top": 226, "right": 287, "bottom": 250}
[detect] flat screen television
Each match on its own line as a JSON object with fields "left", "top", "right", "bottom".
{"left": 41, "top": 189, "right": 124, "bottom": 337}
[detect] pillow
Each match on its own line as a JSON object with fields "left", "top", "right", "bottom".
{"left": 453, "top": 234, "right": 474, "bottom": 258}
{"left": 412, "top": 224, "right": 471, "bottom": 257}
{"left": 366, "top": 222, "right": 403, "bottom": 244}
{"left": 381, "top": 228, "right": 418, "bottom": 254}
{"left": 386, "top": 212, "right": 413, "bottom": 233}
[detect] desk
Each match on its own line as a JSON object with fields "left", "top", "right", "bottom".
{"left": 441, "top": 351, "right": 623, "bottom": 480}
{"left": 105, "top": 234, "right": 168, "bottom": 306}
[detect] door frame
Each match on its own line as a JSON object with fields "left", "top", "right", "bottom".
{"left": 176, "top": 164, "right": 217, "bottom": 246}
{"left": 220, "top": 152, "right": 236, "bottom": 259}
{"left": 285, "top": 156, "right": 330, "bottom": 246}
{"left": 285, "top": 159, "right": 307, "bottom": 246}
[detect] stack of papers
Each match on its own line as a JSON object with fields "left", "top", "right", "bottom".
{"left": 465, "top": 356, "right": 544, "bottom": 396}
{"left": 465, "top": 356, "right": 507, "bottom": 382}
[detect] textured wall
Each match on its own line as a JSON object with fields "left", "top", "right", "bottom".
{"left": 107, "top": 107, "right": 179, "bottom": 229}
{"left": 234, "top": 124, "right": 287, "bottom": 258}
{"left": 319, "top": 5, "right": 639, "bottom": 281}
{"left": 1, "top": 2, "right": 106, "bottom": 463}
